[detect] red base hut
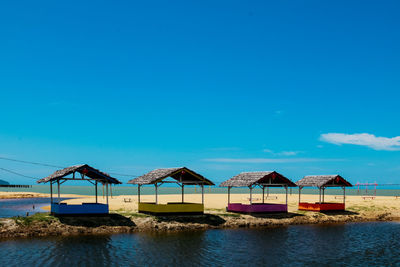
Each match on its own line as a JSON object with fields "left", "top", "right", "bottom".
{"left": 296, "top": 175, "right": 352, "bottom": 212}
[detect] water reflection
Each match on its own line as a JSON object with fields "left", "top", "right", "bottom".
{"left": 0, "top": 222, "right": 399, "bottom": 266}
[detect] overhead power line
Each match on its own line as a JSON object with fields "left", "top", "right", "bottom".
{"left": 0, "top": 156, "right": 63, "bottom": 168}
{"left": 107, "top": 172, "right": 138, "bottom": 177}
{"left": 0, "top": 156, "right": 139, "bottom": 178}
{"left": 0, "top": 167, "right": 37, "bottom": 180}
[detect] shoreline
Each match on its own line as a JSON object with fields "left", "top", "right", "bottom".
{"left": 0, "top": 192, "right": 48, "bottom": 199}
{"left": 0, "top": 192, "right": 399, "bottom": 239}
{"left": 0, "top": 192, "right": 85, "bottom": 199}
{"left": 0, "top": 209, "right": 398, "bottom": 240}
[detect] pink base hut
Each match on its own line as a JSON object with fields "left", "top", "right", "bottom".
{"left": 220, "top": 171, "right": 296, "bottom": 214}
{"left": 227, "top": 203, "right": 288, "bottom": 213}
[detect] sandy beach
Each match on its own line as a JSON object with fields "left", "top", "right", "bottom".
{"left": 3, "top": 191, "right": 400, "bottom": 218}
{"left": 60, "top": 192, "right": 400, "bottom": 217}
{"left": 3, "top": 190, "right": 400, "bottom": 216}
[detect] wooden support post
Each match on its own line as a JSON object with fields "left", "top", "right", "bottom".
{"left": 250, "top": 187, "right": 253, "bottom": 204}
{"left": 50, "top": 182, "right": 53, "bottom": 204}
{"left": 285, "top": 186, "right": 288, "bottom": 205}
{"left": 322, "top": 187, "right": 325, "bottom": 203}
{"left": 228, "top": 187, "right": 231, "bottom": 204}
{"left": 155, "top": 184, "right": 158, "bottom": 204}
{"left": 299, "top": 187, "right": 301, "bottom": 203}
{"left": 262, "top": 186, "right": 265, "bottom": 203}
{"left": 95, "top": 181, "right": 98, "bottom": 203}
{"left": 201, "top": 184, "right": 204, "bottom": 205}
{"left": 138, "top": 185, "right": 141, "bottom": 203}
{"left": 319, "top": 187, "right": 321, "bottom": 204}
{"left": 106, "top": 183, "right": 109, "bottom": 205}
{"left": 57, "top": 180, "right": 60, "bottom": 204}
{"left": 343, "top": 186, "right": 346, "bottom": 204}
{"left": 182, "top": 184, "right": 184, "bottom": 203}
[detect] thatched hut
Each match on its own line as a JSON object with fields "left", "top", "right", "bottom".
{"left": 127, "top": 167, "right": 214, "bottom": 215}
{"left": 220, "top": 171, "right": 296, "bottom": 213}
{"left": 37, "top": 164, "right": 121, "bottom": 215}
{"left": 296, "top": 175, "right": 352, "bottom": 212}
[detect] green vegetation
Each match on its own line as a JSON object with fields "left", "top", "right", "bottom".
{"left": 295, "top": 210, "right": 309, "bottom": 215}
{"left": 205, "top": 208, "right": 241, "bottom": 217}
{"left": 12, "top": 213, "right": 58, "bottom": 226}
{"left": 206, "top": 208, "right": 226, "bottom": 212}
{"left": 112, "top": 209, "right": 150, "bottom": 218}
{"left": 348, "top": 204, "right": 384, "bottom": 212}
{"left": 219, "top": 213, "right": 240, "bottom": 217}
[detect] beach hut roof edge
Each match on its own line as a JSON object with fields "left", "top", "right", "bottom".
{"left": 37, "top": 164, "right": 122, "bottom": 184}
{"left": 127, "top": 167, "right": 214, "bottom": 185}
{"left": 296, "top": 175, "right": 352, "bottom": 187}
{"left": 219, "top": 171, "right": 297, "bottom": 187}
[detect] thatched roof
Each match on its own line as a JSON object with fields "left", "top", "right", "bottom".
{"left": 296, "top": 175, "right": 352, "bottom": 188}
{"left": 127, "top": 167, "right": 214, "bottom": 185}
{"left": 37, "top": 164, "right": 122, "bottom": 184}
{"left": 219, "top": 171, "right": 297, "bottom": 187}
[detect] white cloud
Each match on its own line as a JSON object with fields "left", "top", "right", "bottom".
{"left": 320, "top": 133, "right": 400, "bottom": 151}
{"left": 209, "top": 147, "right": 241, "bottom": 151}
{"left": 262, "top": 149, "right": 274, "bottom": 153}
{"left": 263, "top": 149, "right": 301, "bottom": 156}
{"left": 279, "top": 151, "right": 300, "bottom": 156}
{"left": 203, "top": 158, "right": 342, "bottom": 164}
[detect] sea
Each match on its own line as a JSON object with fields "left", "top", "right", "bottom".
{"left": 0, "top": 184, "right": 399, "bottom": 197}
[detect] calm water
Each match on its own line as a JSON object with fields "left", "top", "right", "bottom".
{"left": 0, "top": 222, "right": 399, "bottom": 266}
{"left": 0, "top": 198, "right": 71, "bottom": 218}
{"left": 0, "top": 197, "right": 54, "bottom": 218}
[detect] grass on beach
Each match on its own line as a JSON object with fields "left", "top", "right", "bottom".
{"left": 112, "top": 209, "right": 151, "bottom": 218}
{"left": 207, "top": 208, "right": 241, "bottom": 217}
{"left": 348, "top": 204, "right": 385, "bottom": 212}
{"left": 12, "top": 213, "right": 58, "bottom": 226}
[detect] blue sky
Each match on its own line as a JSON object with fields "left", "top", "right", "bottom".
{"left": 0, "top": 0, "right": 400, "bottom": 184}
